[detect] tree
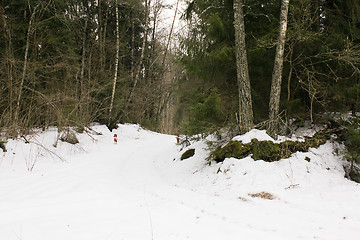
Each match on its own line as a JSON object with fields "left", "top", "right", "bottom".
{"left": 268, "top": 0, "right": 290, "bottom": 136}
{"left": 233, "top": 0, "right": 254, "bottom": 133}
{"left": 14, "top": 1, "right": 43, "bottom": 128}
{"left": 126, "top": 0, "right": 151, "bottom": 106}
{"left": 178, "top": 0, "right": 242, "bottom": 134}
{"left": 108, "top": 0, "right": 120, "bottom": 128}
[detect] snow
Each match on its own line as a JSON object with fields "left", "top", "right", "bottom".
{"left": 1, "top": 124, "right": 360, "bottom": 240}
{"left": 232, "top": 129, "right": 276, "bottom": 143}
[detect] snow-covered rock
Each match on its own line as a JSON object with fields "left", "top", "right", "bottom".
{"left": 232, "top": 129, "right": 275, "bottom": 143}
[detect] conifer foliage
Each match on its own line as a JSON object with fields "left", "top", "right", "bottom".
{"left": 178, "top": 0, "right": 360, "bottom": 135}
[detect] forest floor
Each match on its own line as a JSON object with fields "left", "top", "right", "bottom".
{"left": 0, "top": 124, "right": 360, "bottom": 240}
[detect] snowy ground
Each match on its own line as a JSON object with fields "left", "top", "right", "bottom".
{"left": 0, "top": 124, "right": 360, "bottom": 240}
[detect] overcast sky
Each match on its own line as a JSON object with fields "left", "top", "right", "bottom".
{"left": 155, "top": 0, "right": 187, "bottom": 47}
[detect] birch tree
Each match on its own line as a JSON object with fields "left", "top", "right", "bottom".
{"left": 268, "top": 0, "right": 290, "bottom": 136}
{"left": 108, "top": 1, "right": 120, "bottom": 127}
{"left": 233, "top": 0, "right": 254, "bottom": 134}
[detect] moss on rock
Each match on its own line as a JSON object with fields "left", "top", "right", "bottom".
{"left": 210, "top": 130, "right": 332, "bottom": 163}
{"left": 181, "top": 149, "right": 195, "bottom": 160}
{"left": 211, "top": 141, "right": 251, "bottom": 163}
{"left": 251, "top": 139, "right": 280, "bottom": 162}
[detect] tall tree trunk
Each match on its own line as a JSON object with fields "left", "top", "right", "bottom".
{"left": 108, "top": 2, "right": 120, "bottom": 126}
{"left": 287, "top": 43, "right": 294, "bottom": 101}
{"left": 98, "top": 0, "right": 104, "bottom": 72}
{"left": 268, "top": 0, "right": 290, "bottom": 136}
{"left": 158, "top": 0, "right": 179, "bottom": 133}
{"left": 162, "top": 0, "right": 179, "bottom": 66}
{"left": 233, "top": 0, "right": 254, "bottom": 134}
{"left": 78, "top": 18, "right": 88, "bottom": 119}
{"left": 130, "top": 10, "right": 135, "bottom": 82}
{"left": 102, "top": 10, "right": 108, "bottom": 70}
{"left": 126, "top": 0, "right": 151, "bottom": 105}
{"left": 0, "top": 5, "right": 15, "bottom": 124}
{"left": 14, "top": 3, "right": 40, "bottom": 128}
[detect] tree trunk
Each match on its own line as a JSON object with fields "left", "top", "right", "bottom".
{"left": 102, "top": 10, "right": 108, "bottom": 71}
{"left": 0, "top": 5, "right": 15, "bottom": 124}
{"left": 98, "top": 0, "right": 104, "bottom": 72}
{"left": 108, "top": 2, "right": 120, "bottom": 126}
{"left": 162, "top": 0, "right": 179, "bottom": 66}
{"left": 158, "top": 0, "right": 180, "bottom": 133}
{"left": 287, "top": 43, "right": 294, "bottom": 101}
{"left": 14, "top": 3, "right": 40, "bottom": 128}
{"left": 268, "top": 0, "right": 290, "bottom": 136}
{"left": 233, "top": 0, "right": 254, "bottom": 134}
{"left": 130, "top": 10, "right": 135, "bottom": 82}
{"left": 126, "top": 0, "right": 151, "bottom": 106}
{"left": 78, "top": 18, "right": 88, "bottom": 119}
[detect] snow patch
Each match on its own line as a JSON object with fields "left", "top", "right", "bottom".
{"left": 232, "top": 129, "right": 275, "bottom": 143}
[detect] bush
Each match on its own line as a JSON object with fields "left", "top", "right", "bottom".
{"left": 341, "top": 120, "right": 360, "bottom": 164}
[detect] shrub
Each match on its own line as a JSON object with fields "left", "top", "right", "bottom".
{"left": 341, "top": 124, "right": 360, "bottom": 164}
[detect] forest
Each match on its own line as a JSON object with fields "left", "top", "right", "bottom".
{"left": 1, "top": 0, "right": 359, "bottom": 138}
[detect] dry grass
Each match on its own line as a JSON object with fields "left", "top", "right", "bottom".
{"left": 238, "top": 196, "right": 249, "bottom": 202}
{"left": 248, "top": 191, "right": 276, "bottom": 200}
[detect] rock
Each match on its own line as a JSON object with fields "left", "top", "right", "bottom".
{"left": 181, "top": 149, "right": 195, "bottom": 160}
{"left": 344, "top": 162, "right": 360, "bottom": 183}
{"left": 60, "top": 129, "right": 79, "bottom": 144}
